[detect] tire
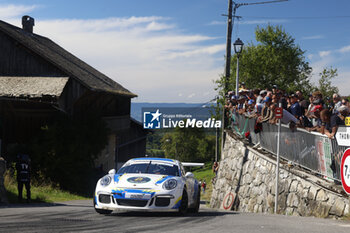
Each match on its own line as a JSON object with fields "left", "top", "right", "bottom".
{"left": 188, "top": 186, "right": 200, "bottom": 213}
{"left": 93, "top": 197, "right": 112, "bottom": 215}
{"left": 178, "top": 190, "right": 188, "bottom": 215}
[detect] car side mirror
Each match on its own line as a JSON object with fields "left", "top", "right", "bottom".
{"left": 108, "top": 169, "right": 116, "bottom": 175}
{"left": 185, "top": 172, "right": 194, "bottom": 178}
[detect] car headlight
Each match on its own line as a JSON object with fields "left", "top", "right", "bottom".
{"left": 162, "top": 179, "right": 177, "bottom": 190}
{"left": 100, "top": 175, "right": 112, "bottom": 187}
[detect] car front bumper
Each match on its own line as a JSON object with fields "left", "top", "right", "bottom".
{"left": 94, "top": 188, "right": 183, "bottom": 212}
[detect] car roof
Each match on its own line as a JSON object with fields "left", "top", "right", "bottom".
{"left": 129, "top": 157, "right": 178, "bottom": 165}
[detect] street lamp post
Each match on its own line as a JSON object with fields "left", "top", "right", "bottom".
{"left": 233, "top": 38, "right": 244, "bottom": 96}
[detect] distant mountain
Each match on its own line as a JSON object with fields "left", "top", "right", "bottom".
{"left": 131, "top": 102, "right": 215, "bottom": 123}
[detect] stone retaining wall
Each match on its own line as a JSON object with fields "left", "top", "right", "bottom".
{"left": 210, "top": 133, "right": 350, "bottom": 218}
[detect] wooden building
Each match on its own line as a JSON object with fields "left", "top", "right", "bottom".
{"left": 0, "top": 16, "right": 147, "bottom": 171}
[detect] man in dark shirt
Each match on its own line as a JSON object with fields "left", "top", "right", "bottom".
{"left": 327, "top": 105, "right": 349, "bottom": 139}
{"left": 289, "top": 94, "right": 302, "bottom": 118}
{"left": 296, "top": 90, "right": 309, "bottom": 115}
{"left": 16, "top": 154, "right": 31, "bottom": 203}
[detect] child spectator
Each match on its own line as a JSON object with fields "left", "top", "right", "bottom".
{"left": 202, "top": 180, "right": 206, "bottom": 194}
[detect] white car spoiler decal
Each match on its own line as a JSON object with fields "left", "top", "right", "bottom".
{"left": 182, "top": 162, "right": 204, "bottom": 167}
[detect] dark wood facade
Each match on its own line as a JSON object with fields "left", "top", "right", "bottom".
{"left": 0, "top": 17, "right": 147, "bottom": 167}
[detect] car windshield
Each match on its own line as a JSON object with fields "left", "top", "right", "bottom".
{"left": 117, "top": 162, "right": 180, "bottom": 176}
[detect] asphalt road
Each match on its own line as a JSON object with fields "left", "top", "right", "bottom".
{"left": 0, "top": 200, "right": 349, "bottom": 233}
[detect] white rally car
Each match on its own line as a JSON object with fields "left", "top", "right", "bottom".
{"left": 94, "top": 157, "right": 201, "bottom": 215}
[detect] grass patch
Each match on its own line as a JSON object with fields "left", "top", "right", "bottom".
{"left": 191, "top": 162, "right": 216, "bottom": 203}
{"left": 4, "top": 170, "right": 88, "bottom": 204}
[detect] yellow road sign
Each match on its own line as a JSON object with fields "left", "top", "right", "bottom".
{"left": 346, "top": 117, "right": 350, "bottom": 126}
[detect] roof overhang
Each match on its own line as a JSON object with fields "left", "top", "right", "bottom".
{"left": 0, "top": 76, "right": 69, "bottom": 99}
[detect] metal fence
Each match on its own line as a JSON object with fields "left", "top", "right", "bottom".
{"left": 230, "top": 113, "right": 349, "bottom": 181}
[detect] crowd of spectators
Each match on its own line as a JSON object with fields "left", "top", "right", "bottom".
{"left": 225, "top": 83, "right": 350, "bottom": 139}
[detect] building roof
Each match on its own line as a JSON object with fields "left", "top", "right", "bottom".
{"left": 0, "top": 19, "right": 137, "bottom": 98}
{"left": 0, "top": 76, "right": 68, "bottom": 98}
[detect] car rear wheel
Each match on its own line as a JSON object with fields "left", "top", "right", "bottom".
{"left": 178, "top": 190, "right": 188, "bottom": 215}
{"left": 188, "top": 186, "right": 200, "bottom": 213}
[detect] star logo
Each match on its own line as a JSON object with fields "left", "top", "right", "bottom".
{"left": 143, "top": 109, "right": 162, "bottom": 129}
{"left": 151, "top": 109, "right": 162, "bottom": 122}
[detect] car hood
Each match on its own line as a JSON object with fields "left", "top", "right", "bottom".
{"left": 113, "top": 173, "right": 175, "bottom": 189}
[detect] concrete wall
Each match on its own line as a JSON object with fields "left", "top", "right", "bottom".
{"left": 210, "top": 132, "right": 350, "bottom": 218}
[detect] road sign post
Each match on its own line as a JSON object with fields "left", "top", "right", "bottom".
{"left": 341, "top": 148, "right": 350, "bottom": 195}
{"left": 335, "top": 126, "right": 350, "bottom": 147}
{"left": 275, "top": 107, "right": 283, "bottom": 119}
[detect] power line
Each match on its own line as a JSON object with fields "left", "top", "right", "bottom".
{"left": 241, "top": 15, "right": 350, "bottom": 20}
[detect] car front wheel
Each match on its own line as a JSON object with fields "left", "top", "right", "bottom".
{"left": 178, "top": 190, "right": 188, "bottom": 215}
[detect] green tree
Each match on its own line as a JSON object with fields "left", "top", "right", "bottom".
{"left": 316, "top": 67, "right": 339, "bottom": 99}
{"left": 215, "top": 25, "right": 312, "bottom": 95}
{"left": 161, "top": 126, "right": 214, "bottom": 162}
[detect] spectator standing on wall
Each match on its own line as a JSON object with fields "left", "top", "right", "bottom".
{"left": 239, "top": 82, "right": 246, "bottom": 91}
{"left": 289, "top": 94, "right": 302, "bottom": 118}
{"left": 332, "top": 94, "right": 342, "bottom": 114}
{"left": 272, "top": 84, "right": 278, "bottom": 94}
{"left": 256, "top": 90, "right": 267, "bottom": 104}
{"left": 342, "top": 98, "right": 350, "bottom": 109}
{"left": 212, "top": 161, "right": 219, "bottom": 176}
{"left": 319, "top": 109, "right": 332, "bottom": 135}
{"left": 296, "top": 91, "right": 309, "bottom": 116}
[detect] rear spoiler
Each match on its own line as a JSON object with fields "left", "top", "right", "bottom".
{"left": 182, "top": 162, "right": 204, "bottom": 167}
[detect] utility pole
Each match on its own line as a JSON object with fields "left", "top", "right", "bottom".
{"left": 220, "top": 0, "right": 233, "bottom": 160}
{"left": 216, "top": 97, "right": 220, "bottom": 162}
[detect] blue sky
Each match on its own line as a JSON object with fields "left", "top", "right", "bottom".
{"left": 1, "top": 0, "right": 350, "bottom": 102}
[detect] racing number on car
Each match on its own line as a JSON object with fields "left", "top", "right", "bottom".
{"left": 223, "top": 192, "right": 234, "bottom": 210}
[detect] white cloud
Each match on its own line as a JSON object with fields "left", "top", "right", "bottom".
{"left": 307, "top": 54, "right": 314, "bottom": 60}
{"left": 318, "top": 50, "right": 331, "bottom": 58}
{"left": 208, "top": 20, "right": 225, "bottom": 26}
{"left": 0, "top": 4, "right": 38, "bottom": 20}
{"left": 301, "top": 35, "right": 324, "bottom": 40}
{"left": 339, "top": 45, "right": 350, "bottom": 54}
{"left": 309, "top": 50, "right": 350, "bottom": 96}
{"left": 0, "top": 4, "right": 225, "bottom": 103}
{"left": 188, "top": 93, "right": 196, "bottom": 98}
{"left": 334, "top": 70, "right": 350, "bottom": 96}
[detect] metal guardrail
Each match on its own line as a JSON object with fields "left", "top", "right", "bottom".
{"left": 230, "top": 113, "right": 349, "bottom": 181}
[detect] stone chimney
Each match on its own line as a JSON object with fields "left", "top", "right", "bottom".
{"left": 22, "top": 15, "right": 35, "bottom": 33}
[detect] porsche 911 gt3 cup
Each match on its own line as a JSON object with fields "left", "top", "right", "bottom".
{"left": 94, "top": 158, "right": 201, "bottom": 215}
